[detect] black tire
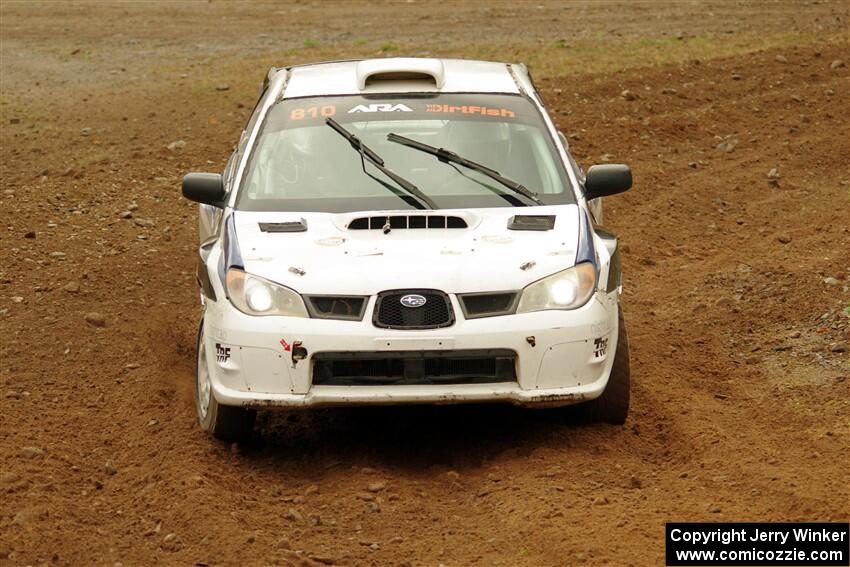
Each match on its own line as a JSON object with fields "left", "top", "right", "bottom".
{"left": 578, "top": 307, "right": 630, "bottom": 424}
{"left": 195, "top": 321, "right": 256, "bottom": 441}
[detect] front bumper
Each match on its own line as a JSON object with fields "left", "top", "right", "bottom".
{"left": 202, "top": 290, "right": 620, "bottom": 409}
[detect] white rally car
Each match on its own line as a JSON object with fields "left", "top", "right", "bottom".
{"left": 183, "top": 58, "right": 632, "bottom": 440}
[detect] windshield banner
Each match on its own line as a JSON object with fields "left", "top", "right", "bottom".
{"left": 269, "top": 94, "right": 540, "bottom": 130}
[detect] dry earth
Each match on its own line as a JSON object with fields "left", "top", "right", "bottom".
{"left": 1, "top": 2, "right": 849, "bottom": 566}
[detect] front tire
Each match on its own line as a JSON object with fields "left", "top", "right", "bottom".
{"left": 578, "top": 307, "right": 630, "bottom": 424}
{"left": 196, "top": 321, "right": 256, "bottom": 441}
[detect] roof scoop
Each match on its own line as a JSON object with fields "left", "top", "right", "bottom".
{"left": 356, "top": 58, "right": 445, "bottom": 90}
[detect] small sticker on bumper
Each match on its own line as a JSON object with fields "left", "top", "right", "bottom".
{"left": 215, "top": 343, "right": 231, "bottom": 363}
{"left": 593, "top": 337, "right": 609, "bottom": 359}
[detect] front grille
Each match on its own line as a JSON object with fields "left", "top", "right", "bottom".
{"left": 373, "top": 289, "right": 454, "bottom": 329}
{"left": 312, "top": 349, "right": 517, "bottom": 386}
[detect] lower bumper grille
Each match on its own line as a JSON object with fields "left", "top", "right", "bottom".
{"left": 312, "top": 349, "right": 517, "bottom": 386}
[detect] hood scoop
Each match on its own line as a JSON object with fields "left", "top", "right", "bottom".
{"left": 507, "top": 215, "right": 556, "bottom": 231}
{"left": 348, "top": 215, "right": 468, "bottom": 232}
{"left": 259, "top": 219, "right": 308, "bottom": 233}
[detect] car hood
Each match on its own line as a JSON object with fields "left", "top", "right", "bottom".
{"left": 232, "top": 205, "right": 581, "bottom": 295}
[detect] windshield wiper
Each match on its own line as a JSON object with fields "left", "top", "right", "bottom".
{"left": 325, "top": 118, "right": 437, "bottom": 210}
{"left": 386, "top": 133, "right": 542, "bottom": 205}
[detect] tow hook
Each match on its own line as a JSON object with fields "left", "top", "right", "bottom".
{"left": 291, "top": 341, "right": 307, "bottom": 367}
{"left": 526, "top": 336, "right": 536, "bottom": 347}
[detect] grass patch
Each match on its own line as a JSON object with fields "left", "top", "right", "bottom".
{"left": 455, "top": 30, "right": 836, "bottom": 77}
{"left": 153, "top": 29, "right": 842, "bottom": 102}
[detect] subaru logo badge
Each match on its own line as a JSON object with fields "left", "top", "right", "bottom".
{"left": 400, "top": 294, "right": 427, "bottom": 308}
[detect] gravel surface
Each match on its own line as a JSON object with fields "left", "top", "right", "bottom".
{"left": 1, "top": 2, "right": 848, "bottom": 565}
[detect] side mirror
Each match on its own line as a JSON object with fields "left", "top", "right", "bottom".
{"left": 182, "top": 173, "right": 226, "bottom": 207}
{"left": 584, "top": 164, "right": 632, "bottom": 200}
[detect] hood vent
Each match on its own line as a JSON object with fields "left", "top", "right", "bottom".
{"left": 348, "top": 215, "right": 468, "bottom": 231}
{"left": 507, "top": 215, "right": 555, "bottom": 231}
{"left": 259, "top": 219, "right": 307, "bottom": 233}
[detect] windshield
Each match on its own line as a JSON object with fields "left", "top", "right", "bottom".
{"left": 237, "top": 94, "right": 575, "bottom": 212}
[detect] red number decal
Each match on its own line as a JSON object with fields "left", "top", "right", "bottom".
{"left": 290, "top": 106, "right": 335, "bottom": 120}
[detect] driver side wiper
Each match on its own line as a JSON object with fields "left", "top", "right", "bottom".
{"left": 325, "top": 118, "right": 437, "bottom": 210}
{"left": 386, "top": 133, "right": 542, "bottom": 205}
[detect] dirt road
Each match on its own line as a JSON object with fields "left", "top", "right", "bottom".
{"left": 1, "top": 2, "right": 848, "bottom": 565}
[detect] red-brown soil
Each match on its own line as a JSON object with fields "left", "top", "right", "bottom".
{"left": 1, "top": 2, "right": 848, "bottom": 566}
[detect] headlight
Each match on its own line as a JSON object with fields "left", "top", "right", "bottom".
{"left": 516, "top": 262, "right": 596, "bottom": 313}
{"left": 225, "top": 268, "right": 308, "bottom": 317}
